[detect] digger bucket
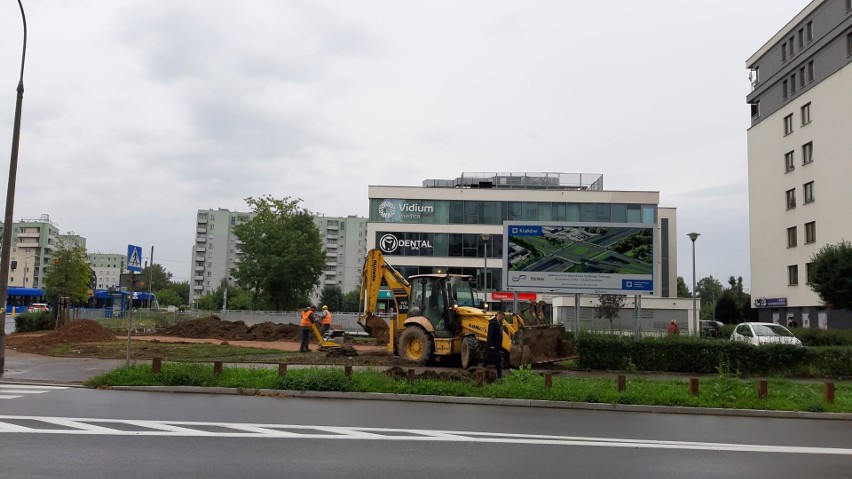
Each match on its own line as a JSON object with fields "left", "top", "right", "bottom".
{"left": 508, "top": 325, "right": 575, "bottom": 368}
{"left": 359, "top": 314, "right": 390, "bottom": 345}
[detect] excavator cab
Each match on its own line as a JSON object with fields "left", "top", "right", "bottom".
{"left": 408, "top": 276, "right": 454, "bottom": 335}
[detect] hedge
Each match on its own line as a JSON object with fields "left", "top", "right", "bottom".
{"left": 14, "top": 311, "right": 54, "bottom": 333}
{"left": 575, "top": 333, "right": 851, "bottom": 377}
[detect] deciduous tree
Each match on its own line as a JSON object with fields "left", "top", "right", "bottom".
{"left": 232, "top": 195, "right": 325, "bottom": 310}
{"left": 43, "top": 244, "right": 91, "bottom": 327}
{"left": 808, "top": 240, "right": 852, "bottom": 309}
{"left": 595, "top": 294, "right": 626, "bottom": 331}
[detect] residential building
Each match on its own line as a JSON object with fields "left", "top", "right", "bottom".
{"left": 746, "top": 0, "right": 852, "bottom": 328}
{"left": 87, "top": 253, "right": 126, "bottom": 290}
{"left": 2, "top": 214, "right": 61, "bottom": 289}
{"left": 189, "top": 208, "right": 367, "bottom": 306}
{"left": 312, "top": 215, "right": 369, "bottom": 301}
{"left": 367, "top": 172, "right": 679, "bottom": 305}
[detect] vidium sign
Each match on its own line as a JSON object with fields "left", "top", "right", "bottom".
{"left": 377, "top": 200, "right": 434, "bottom": 221}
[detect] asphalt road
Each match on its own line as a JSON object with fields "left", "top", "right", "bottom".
{"left": 0, "top": 386, "right": 850, "bottom": 478}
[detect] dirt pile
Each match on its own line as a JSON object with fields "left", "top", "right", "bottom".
{"left": 164, "top": 316, "right": 301, "bottom": 341}
{"left": 15, "top": 319, "right": 117, "bottom": 347}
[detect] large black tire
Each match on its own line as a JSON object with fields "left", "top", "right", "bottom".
{"left": 398, "top": 326, "right": 432, "bottom": 364}
{"left": 460, "top": 335, "right": 480, "bottom": 369}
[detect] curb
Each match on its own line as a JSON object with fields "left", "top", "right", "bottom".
{"left": 108, "top": 385, "right": 852, "bottom": 421}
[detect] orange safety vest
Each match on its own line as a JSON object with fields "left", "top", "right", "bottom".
{"left": 321, "top": 311, "right": 332, "bottom": 325}
{"left": 300, "top": 310, "right": 313, "bottom": 327}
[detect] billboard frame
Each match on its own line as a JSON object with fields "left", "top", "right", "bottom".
{"left": 502, "top": 221, "right": 656, "bottom": 295}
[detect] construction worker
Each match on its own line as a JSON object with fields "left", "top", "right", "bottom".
{"left": 320, "top": 305, "right": 333, "bottom": 336}
{"left": 300, "top": 306, "right": 314, "bottom": 352}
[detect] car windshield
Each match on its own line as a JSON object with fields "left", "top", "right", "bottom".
{"left": 752, "top": 324, "right": 794, "bottom": 337}
{"left": 449, "top": 277, "right": 477, "bottom": 307}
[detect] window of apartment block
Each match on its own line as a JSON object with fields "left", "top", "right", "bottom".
{"left": 799, "top": 67, "right": 806, "bottom": 88}
{"left": 807, "top": 61, "right": 815, "bottom": 82}
{"left": 806, "top": 262, "right": 814, "bottom": 284}
{"left": 802, "top": 141, "right": 813, "bottom": 164}
{"left": 785, "top": 151, "right": 795, "bottom": 172}
{"left": 751, "top": 101, "right": 760, "bottom": 118}
{"left": 848, "top": 32, "right": 852, "bottom": 56}
{"left": 783, "top": 79, "right": 789, "bottom": 99}
{"left": 805, "top": 221, "right": 816, "bottom": 243}
{"left": 782, "top": 42, "right": 788, "bottom": 61}
{"left": 790, "top": 73, "right": 797, "bottom": 93}
{"left": 784, "top": 114, "right": 793, "bottom": 134}
{"left": 804, "top": 181, "right": 815, "bottom": 203}
{"left": 801, "top": 103, "right": 811, "bottom": 125}
{"left": 848, "top": 0, "right": 852, "bottom": 11}
{"left": 786, "top": 188, "right": 796, "bottom": 210}
{"left": 798, "top": 28, "right": 804, "bottom": 48}
{"left": 788, "top": 265, "right": 799, "bottom": 285}
{"left": 807, "top": 21, "right": 814, "bottom": 41}
{"left": 787, "top": 226, "right": 797, "bottom": 247}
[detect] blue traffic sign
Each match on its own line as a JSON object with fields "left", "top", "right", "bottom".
{"left": 127, "top": 244, "right": 143, "bottom": 272}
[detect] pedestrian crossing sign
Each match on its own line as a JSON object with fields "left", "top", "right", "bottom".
{"left": 127, "top": 244, "right": 143, "bottom": 272}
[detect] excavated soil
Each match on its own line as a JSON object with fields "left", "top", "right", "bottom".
{"left": 163, "top": 316, "right": 302, "bottom": 341}
{"left": 10, "top": 319, "right": 117, "bottom": 347}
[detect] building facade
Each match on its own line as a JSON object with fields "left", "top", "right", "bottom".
{"left": 367, "top": 172, "right": 678, "bottom": 302}
{"left": 189, "top": 208, "right": 367, "bottom": 306}
{"left": 746, "top": 0, "right": 852, "bottom": 328}
{"left": 87, "top": 253, "right": 126, "bottom": 290}
{"left": 2, "top": 215, "right": 61, "bottom": 289}
{"left": 312, "top": 215, "right": 368, "bottom": 300}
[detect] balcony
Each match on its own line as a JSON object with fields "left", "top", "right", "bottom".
{"left": 195, "top": 256, "right": 205, "bottom": 262}
{"left": 195, "top": 246, "right": 206, "bottom": 252}
{"left": 197, "top": 227, "right": 207, "bottom": 233}
{"left": 196, "top": 236, "right": 206, "bottom": 243}
{"left": 326, "top": 243, "right": 338, "bottom": 249}
{"left": 194, "top": 275, "right": 203, "bottom": 281}
{"left": 326, "top": 234, "right": 338, "bottom": 240}
{"left": 326, "top": 223, "right": 339, "bottom": 231}
{"left": 193, "top": 284, "right": 203, "bottom": 290}
{"left": 194, "top": 266, "right": 205, "bottom": 272}
{"left": 197, "top": 216, "right": 208, "bottom": 224}
{"left": 17, "top": 231, "right": 40, "bottom": 238}
{"left": 324, "top": 279, "right": 338, "bottom": 285}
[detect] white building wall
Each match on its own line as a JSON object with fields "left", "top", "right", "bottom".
{"left": 748, "top": 62, "right": 852, "bottom": 307}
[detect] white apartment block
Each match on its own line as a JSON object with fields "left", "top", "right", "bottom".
{"left": 312, "top": 215, "right": 369, "bottom": 300}
{"left": 746, "top": 0, "right": 852, "bottom": 328}
{"left": 189, "top": 208, "right": 367, "bottom": 306}
{"left": 87, "top": 253, "right": 126, "bottom": 290}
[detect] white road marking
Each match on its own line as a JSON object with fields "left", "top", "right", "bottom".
{"left": 0, "top": 415, "right": 849, "bottom": 456}
{"left": 0, "top": 385, "right": 68, "bottom": 400}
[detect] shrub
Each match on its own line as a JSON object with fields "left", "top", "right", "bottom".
{"left": 793, "top": 328, "right": 852, "bottom": 347}
{"left": 277, "top": 367, "right": 352, "bottom": 392}
{"left": 14, "top": 311, "right": 54, "bottom": 332}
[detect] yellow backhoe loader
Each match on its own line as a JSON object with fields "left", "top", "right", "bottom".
{"left": 357, "top": 249, "right": 573, "bottom": 368}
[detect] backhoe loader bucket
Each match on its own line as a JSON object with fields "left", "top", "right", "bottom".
{"left": 508, "top": 325, "right": 575, "bottom": 368}
{"left": 359, "top": 314, "right": 390, "bottom": 345}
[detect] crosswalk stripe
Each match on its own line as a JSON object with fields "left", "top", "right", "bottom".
{"left": 0, "top": 384, "right": 67, "bottom": 390}
{"left": 0, "top": 395, "right": 23, "bottom": 399}
{"left": 0, "top": 385, "right": 68, "bottom": 400}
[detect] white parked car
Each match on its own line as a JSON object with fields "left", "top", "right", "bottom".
{"left": 730, "top": 322, "right": 803, "bottom": 347}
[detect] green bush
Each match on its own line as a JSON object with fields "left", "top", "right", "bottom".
{"left": 574, "top": 332, "right": 847, "bottom": 377}
{"left": 277, "top": 367, "right": 352, "bottom": 392}
{"left": 792, "top": 328, "right": 852, "bottom": 347}
{"left": 14, "top": 311, "right": 54, "bottom": 332}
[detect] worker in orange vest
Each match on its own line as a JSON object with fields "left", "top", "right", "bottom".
{"left": 299, "top": 305, "right": 315, "bottom": 352}
{"left": 320, "top": 305, "right": 333, "bottom": 336}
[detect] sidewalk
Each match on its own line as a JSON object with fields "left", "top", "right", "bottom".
{"left": 1, "top": 350, "right": 125, "bottom": 384}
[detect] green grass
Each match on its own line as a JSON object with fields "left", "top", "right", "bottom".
{"left": 86, "top": 362, "right": 852, "bottom": 413}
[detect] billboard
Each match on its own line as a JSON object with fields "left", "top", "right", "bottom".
{"left": 503, "top": 222, "right": 655, "bottom": 295}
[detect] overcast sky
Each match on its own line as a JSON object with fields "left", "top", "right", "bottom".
{"left": 0, "top": 1, "right": 808, "bottom": 288}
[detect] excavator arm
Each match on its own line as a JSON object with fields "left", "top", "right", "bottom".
{"left": 357, "top": 249, "right": 411, "bottom": 344}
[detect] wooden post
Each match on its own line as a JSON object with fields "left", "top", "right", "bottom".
{"left": 213, "top": 361, "right": 223, "bottom": 376}
{"left": 475, "top": 370, "right": 484, "bottom": 387}
{"left": 689, "top": 377, "right": 699, "bottom": 396}
{"left": 344, "top": 360, "right": 353, "bottom": 379}
{"left": 757, "top": 379, "right": 768, "bottom": 399}
{"left": 617, "top": 374, "right": 626, "bottom": 392}
{"left": 151, "top": 357, "right": 162, "bottom": 374}
{"left": 544, "top": 372, "right": 552, "bottom": 389}
{"left": 824, "top": 381, "right": 835, "bottom": 404}
{"left": 407, "top": 368, "right": 415, "bottom": 383}
{"left": 278, "top": 363, "right": 287, "bottom": 377}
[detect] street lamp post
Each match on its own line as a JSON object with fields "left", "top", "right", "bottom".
{"left": 0, "top": 0, "right": 28, "bottom": 375}
{"left": 687, "top": 232, "right": 700, "bottom": 336}
{"left": 481, "top": 233, "right": 491, "bottom": 305}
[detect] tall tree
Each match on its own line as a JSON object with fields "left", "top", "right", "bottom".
{"left": 170, "top": 280, "right": 190, "bottom": 305}
{"left": 232, "top": 195, "right": 325, "bottom": 310}
{"left": 594, "top": 294, "right": 626, "bottom": 331}
{"left": 319, "top": 285, "right": 343, "bottom": 311}
{"left": 342, "top": 289, "right": 361, "bottom": 312}
{"left": 140, "top": 263, "right": 173, "bottom": 292}
{"left": 43, "top": 244, "right": 91, "bottom": 327}
{"left": 696, "top": 275, "right": 724, "bottom": 321}
{"left": 676, "top": 276, "right": 691, "bottom": 298}
{"left": 808, "top": 240, "right": 852, "bottom": 309}
{"left": 715, "top": 291, "right": 743, "bottom": 324}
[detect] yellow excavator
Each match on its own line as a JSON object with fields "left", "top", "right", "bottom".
{"left": 357, "top": 249, "right": 573, "bottom": 368}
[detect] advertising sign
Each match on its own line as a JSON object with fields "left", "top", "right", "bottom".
{"left": 491, "top": 291, "right": 537, "bottom": 301}
{"left": 376, "top": 199, "right": 435, "bottom": 222}
{"left": 376, "top": 232, "right": 435, "bottom": 256}
{"left": 503, "top": 222, "right": 655, "bottom": 294}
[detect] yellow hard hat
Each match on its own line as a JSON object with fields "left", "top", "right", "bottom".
{"left": 322, "top": 305, "right": 328, "bottom": 310}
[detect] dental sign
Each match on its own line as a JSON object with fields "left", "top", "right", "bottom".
{"left": 377, "top": 232, "right": 434, "bottom": 255}
{"left": 377, "top": 199, "right": 434, "bottom": 222}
